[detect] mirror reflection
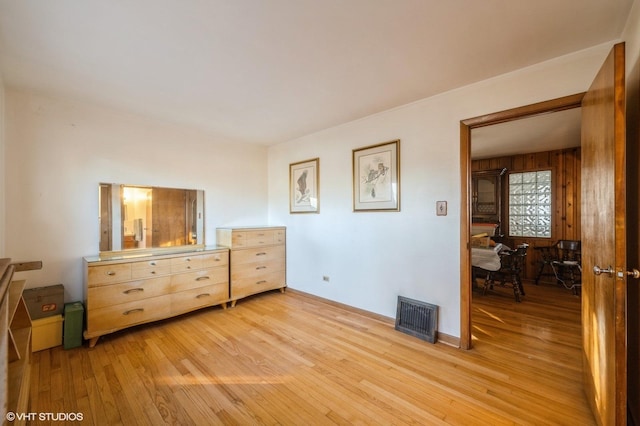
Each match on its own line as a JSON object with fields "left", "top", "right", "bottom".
{"left": 99, "top": 183, "right": 204, "bottom": 254}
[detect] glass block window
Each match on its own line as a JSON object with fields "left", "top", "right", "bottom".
{"left": 508, "top": 170, "right": 552, "bottom": 238}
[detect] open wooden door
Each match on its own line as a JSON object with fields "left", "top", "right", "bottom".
{"left": 152, "top": 187, "right": 188, "bottom": 247}
{"left": 581, "top": 42, "right": 628, "bottom": 425}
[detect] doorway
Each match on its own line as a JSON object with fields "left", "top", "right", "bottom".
{"left": 459, "top": 93, "right": 584, "bottom": 350}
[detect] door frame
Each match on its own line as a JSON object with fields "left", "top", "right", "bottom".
{"left": 459, "top": 93, "right": 585, "bottom": 350}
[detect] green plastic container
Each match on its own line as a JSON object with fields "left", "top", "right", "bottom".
{"left": 63, "top": 302, "right": 84, "bottom": 349}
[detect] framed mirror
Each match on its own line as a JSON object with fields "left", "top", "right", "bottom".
{"left": 99, "top": 183, "right": 204, "bottom": 256}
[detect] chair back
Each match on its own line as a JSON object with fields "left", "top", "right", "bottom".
{"left": 557, "top": 240, "right": 581, "bottom": 262}
{"left": 512, "top": 244, "right": 529, "bottom": 269}
{"left": 500, "top": 244, "right": 528, "bottom": 273}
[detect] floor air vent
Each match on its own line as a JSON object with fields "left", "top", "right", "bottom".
{"left": 395, "top": 296, "right": 438, "bottom": 343}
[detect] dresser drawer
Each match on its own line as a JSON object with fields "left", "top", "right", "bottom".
{"left": 87, "top": 276, "right": 171, "bottom": 310}
{"left": 131, "top": 258, "right": 172, "bottom": 279}
{"left": 274, "top": 229, "right": 285, "bottom": 244}
{"left": 231, "top": 271, "right": 286, "bottom": 299}
{"left": 231, "top": 245, "right": 285, "bottom": 266}
{"left": 170, "top": 282, "right": 228, "bottom": 314}
{"left": 201, "top": 250, "right": 229, "bottom": 268}
{"left": 218, "top": 227, "right": 285, "bottom": 248}
{"left": 170, "top": 255, "right": 204, "bottom": 273}
{"left": 246, "top": 229, "right": 276, "bottom": 246}
{"left": 87, "top": 294, "right": 171, "bottom": 334}
{"left": 231, "top": 231, "right": 248, "bottom": 248}
{"left": 170, "top": 267, "right": 228, "bottom": 293}
{"left": 88, "top": 263, "right": 132, "bottom": 287}
{"left": 231, "top": 258, "right": 284, "bottom": 281}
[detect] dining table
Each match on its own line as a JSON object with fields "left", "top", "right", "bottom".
{"left": 471, "top": 243, "right": 505, "bottom": 272}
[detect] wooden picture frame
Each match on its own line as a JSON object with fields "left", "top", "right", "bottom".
{"left": 352, "top": 140, "right": 400, "bottom": 212}
{"left": 290, "top": 158, "right": 319, "bottom": 213}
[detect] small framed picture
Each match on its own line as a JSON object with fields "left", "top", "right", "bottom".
{"left": 290, "top": 158, "right": 319, "bottom": 213}
{"left": 353, "top": 140, "right": 400, "bottom": 212}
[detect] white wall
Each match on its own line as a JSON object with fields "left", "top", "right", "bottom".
{"left": 268, "top": 43, "right": 615, "bottom": 338}
{"left": 5, "top": 90, "right": 269, "bottom": 302}
{"left": 624, "top": 0, "right": 640, "bottom": 73}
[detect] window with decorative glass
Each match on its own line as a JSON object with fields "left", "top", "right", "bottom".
{"left": 508, "top": 170, "right": 552, "bottom": 238}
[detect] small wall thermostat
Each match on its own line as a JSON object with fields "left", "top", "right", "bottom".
{"left": 436, "top": 201, "right": 447, "bottom": 216}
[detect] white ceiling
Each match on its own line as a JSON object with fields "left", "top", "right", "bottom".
{"left": 471, "top": 107, "right": 582, "bottom": 159}
{"left": 0, "top": 0, "right": 633, "bottom": 145}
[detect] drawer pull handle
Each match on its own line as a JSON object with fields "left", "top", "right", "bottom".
{"left": 124, "top": 288, "right": 144, "bottom": 294}
{"left": 123, "top": 308, "right": 144, "bottom": 315}
{"left": 256, "top": 266, "right": 267, "bottom": 270}
{"left": 149, "top": 261, "right": 157, "bottom": 266}
{"left": 151, "top": 271, "right": 156, "bottom": 275}
{"left": 256, "top": 252, "right": 267, "bottom": 256}
{"left": 185, "top": 258, "right": 191, "bottom": 262}
{"left": 196, "top": 293, "right": 210, "bottom": 299}
{"left": 256, "top": 280, "right": 267, "bottom": 285}
{"left": 106, "top": 271, "right": 116, "bottom": 276}
{"left": 196, "top": 276, "right": 210, "bottom": 281}
{"left": 187, "top": 266, "right": 192, "bottom": 269}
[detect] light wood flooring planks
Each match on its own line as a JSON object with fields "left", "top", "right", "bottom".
{"left": 29, "top": 283, "right": 594, "bottom": 425}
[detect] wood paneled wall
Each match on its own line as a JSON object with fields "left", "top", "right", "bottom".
{"left": 472, "top": 147, "right": 581, "bottom": 281}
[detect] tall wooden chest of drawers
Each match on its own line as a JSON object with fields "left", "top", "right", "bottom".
{"left": 216, "top": 226, "right": 286, "bottom": 306}
{"left": 84, "top": 247, "right": 229, "bottom": 347}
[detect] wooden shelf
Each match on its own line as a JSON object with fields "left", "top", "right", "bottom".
{"left": 9, "top": 325, "right": 31, "bottom": 362}
{"left": 8, "top": 281, "right": 31, "bottom": 363}
{"left": 1, "top": 266, "right": 33, "bottom": 424}
{"left": 8, "top": 280, "right": 27, "bottom": 321}
{"left": 7, "top": 339, "right": 31, "bottom": 418}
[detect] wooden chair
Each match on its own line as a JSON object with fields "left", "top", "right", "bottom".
{"left": 484, "top": 244, "right": 529, "bottom": 302}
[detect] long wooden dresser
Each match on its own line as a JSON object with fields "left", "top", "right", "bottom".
{"left": 84, "top": 247, "right": 229, "bottom": 347}
{"left": 216, "top": 226, "right": 286, "bottom": 306}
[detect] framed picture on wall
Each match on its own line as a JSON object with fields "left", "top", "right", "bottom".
{"left": 290, "top": 158, "right": 320, "bottom": 213}
{"left": 353, "top": 139, "right": 400, "bottom": 212}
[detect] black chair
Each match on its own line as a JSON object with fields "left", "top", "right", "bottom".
{"left": 533, "top": 244, "right": 557, "bottom": 284}
{"left": 550, "top": 240, "right": 582, "bottom": 295}
{"left": 484, "top": 243, "right": 529, "bottom": 302}
{"left": 534, "top": 240, "right": 581, "bottom": 285}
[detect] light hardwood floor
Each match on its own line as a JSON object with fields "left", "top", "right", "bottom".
{"left": 29, "top": 283, "right": 594, "bottom": 425}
